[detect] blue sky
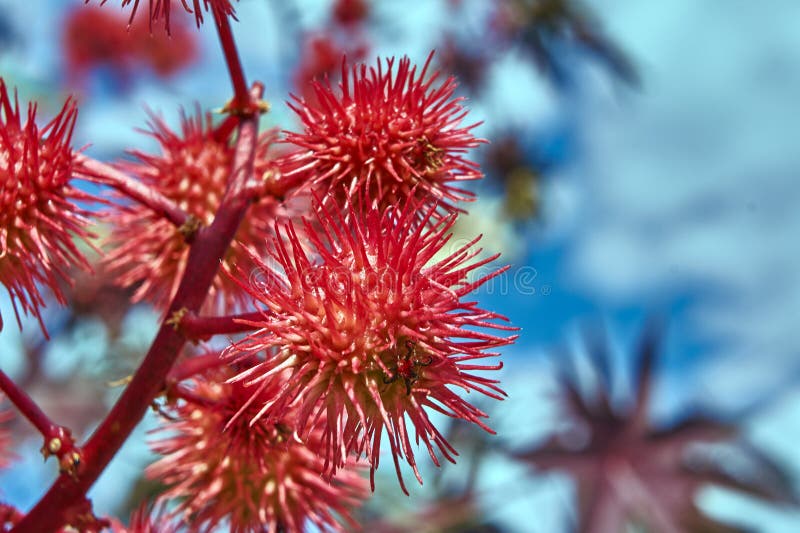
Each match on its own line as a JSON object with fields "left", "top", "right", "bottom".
{"left": 1, "top": 0, "right": 800, "bottom": 530}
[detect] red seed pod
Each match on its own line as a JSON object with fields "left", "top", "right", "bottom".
{"left": 225, "top": 197, "right": 516, "bottom": 493}
{"left": 103, "top": 108, "right": 286, "bottom": 314}
{"left": 332, "top": 0, "right": 369, "bottom": 26}
{"left": 63, "top": 5, "right": 199, "bottom": 88}
{"left": 282, "top": 54, "right": 485, "bottom": 220}
{"left": 147, "top": 371, "right": 367, "bottom": 533}
{"left": 0, "top": 79, "right": 96, "bottom": 334}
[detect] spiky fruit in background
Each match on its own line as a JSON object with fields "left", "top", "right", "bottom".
{"left": 332, "top": 0, "right": 370, "bottom": 26}
{"left": 513, "top": 323, "right": 798, "bottom": 533}
{"left": 0, "top": 80, "right": 95, "bottom": 334}
{"left": 147, "top": 371, "right": 367, "bottom": 533}
{"left": 282, "top": 55, "right": 484, "bottom": 218}
{"left": 293, "top": 35, "right": 368, "bottom": 107}
{"left": 63, "top": 5, "right": 199, "bottom": 89}
{"left": 94, "top": 0, "right": 236, "bottom": 32}
{"left": 103, "top": 109, "right": 283, "bottom": 314}
{"left": 226, "top": 198, "right": 516, "bottom": 493}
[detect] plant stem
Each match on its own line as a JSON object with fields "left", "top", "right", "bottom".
{"left": 215, "top": 12, "right": 250, "bottom": 113}
{"left": 74, "top": 155, "right": 189, "bottom": 229}
{"left": 168, "top": 352, "right": 228, "bottom": 382}
{"left": 0, "top": 370, "right": 59, "bottom": 439}
{"left": 179, "top": 311, "right": 267, "bottom": 339}
{"left": 12, "top": 83, "right": 266, "bottom": 533}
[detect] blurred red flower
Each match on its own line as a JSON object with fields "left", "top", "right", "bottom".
{"left": 63, "top": 5, "right": 198, "bottom": 88}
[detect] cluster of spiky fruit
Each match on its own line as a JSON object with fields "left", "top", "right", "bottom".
{"left": 0, "top": 2, "right": 515, "bottom": 531}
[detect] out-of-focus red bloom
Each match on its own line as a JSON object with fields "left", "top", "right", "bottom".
{"left": 93, "top": 0, "right": 236, "bottom": 32}
{"left": 147, "top": 371, "right": 367, "bottom": 533}
{"left": 0, "top": 80, "right": 95, "bottom": 334}
{"left": 226, "top": 198, "right": 516, "bottom": 492}
{"left": 437, "top": 36, "right": 490, "bottom": 94}
{"left": 103, "top": 109, "right": 282, "bottom": 313}
{"left": 332, "top": 0, "right": 369, "bottom": 26}
{"left": 63, "top": 6, "right": 198, "bottom": 88}
{"left": 292, "top": 34, "right": 368, "bottom": 104}
{"left": 283, "top": 55, "right": 484, "bottom": 217}
{"left": 294, "top": 35, "right": 344, "bottom": 91}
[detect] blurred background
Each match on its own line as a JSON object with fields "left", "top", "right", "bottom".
{"left": 1, "top": 0, "right": 800, "bottom": 531}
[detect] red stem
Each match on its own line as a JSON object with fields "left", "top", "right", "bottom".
{"left": 215, "top": 13, "right": 250, "bottom": 112}
{"left": 168, "top": 352, "right": 228, "bottom": 383}
{"left": 74, "top": 155, "right": 189, "bottom": 228}
{"left": 180, "top": 311, "right": 267, "bottom": 339}
{"left": 0, "top": 370, "right": 59, "bottom": 439}
{"left": 13, "top": 84, "right": 265, "bottom": 533}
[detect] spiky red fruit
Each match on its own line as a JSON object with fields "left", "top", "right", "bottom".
{"left": 104, "top": 109, "right": 282, "bottom": 313}
{"left": 226, "top": 198, "right": 516, "bottom": 492}
{"left": 93, "top": 0, "right": 236, "bottom": 32}
{"left": 282, "top": 55, "right": 484, "bottom": 217}
{"left": 147, "top": 371, "right": 367, "bottom": 533}
{"left": 0, "top": 80, "right": 95, "bottom": 333}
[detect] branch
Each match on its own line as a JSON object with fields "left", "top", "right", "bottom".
{"left": 0, "top": 370, "right": 81, "bottom": 477}
{"left": 172, "top": 310, "right": 268, "bottom": 339}
{"left": 214, "top": 10, "right": 251, "bottom": 114}
{"left": 168, "top": 352, "right": 228, "bottom": 383}
{"left": 74, "top": 155, "right": 190, "bottom": 229}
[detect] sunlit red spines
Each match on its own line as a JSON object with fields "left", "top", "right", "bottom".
{"left": 0, "top": 80, "right": 96, "bottom": 333}
{"left": 225, "top": 198, "right": 515, "bottom": 491}
{"left": 147, "top": 372, "right": 367, "bottom": 533}
{"left": 332, "top": 0, "right": 370, "bottom": 26}
{"left": 282, "top": 54, "right": 485, "bottom": 218}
